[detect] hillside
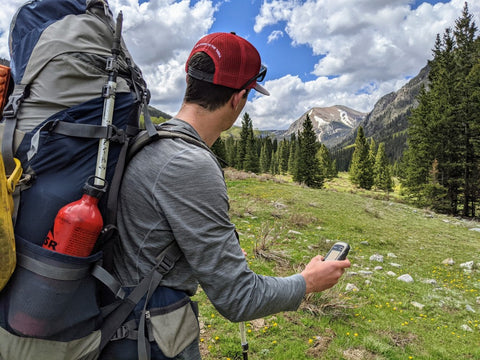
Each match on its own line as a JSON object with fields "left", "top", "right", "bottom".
{"left": 361, "top": 64, "right": 429, "bottom": 142}
{"left": 195, "top": 170, "right": 480, "bottom": 360}
{"left": 147, "top": 105, "right": 172, "bottom": 120}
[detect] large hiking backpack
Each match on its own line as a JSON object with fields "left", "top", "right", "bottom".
{"left": 0, "top": 0, "right": 168, "bottom": 359}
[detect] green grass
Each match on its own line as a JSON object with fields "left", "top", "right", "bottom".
{"left": 193, "top": 170, "right": 480, "bottom": 360}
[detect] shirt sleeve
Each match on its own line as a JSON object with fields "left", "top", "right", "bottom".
{"left": 155, "top": 145, "right": 306, "bottom": 322}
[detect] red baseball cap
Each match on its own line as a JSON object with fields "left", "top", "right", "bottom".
{"left": 186, "top": 32, "right": 269, "bottom": 95}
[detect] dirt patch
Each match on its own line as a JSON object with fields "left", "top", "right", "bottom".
{"left": 198, "top": 320, "right": 210, "bottom": 358}
{"left": 343, "top": 348, "right": 379, "bottom": 360}
{"left": 250, "top": 318, "right": 266, "bottom": 331}
{"left": 305, "top": 328, "right": 335, "bottom": 358}
{"left": 380, "top": 330, "right": 418, "bottom": 348}
{"left": 300, "top": 291, "right": 354, "bottom": 317}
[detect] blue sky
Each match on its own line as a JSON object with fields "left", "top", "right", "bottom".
{"left": 208, "top": 0, "right": 321, "bottom": 82}
{"left": 206, "top": 0, "right": 450, "bottom": 83}
{"left": 1, "top": 0, "right": 479, "bottom": 130}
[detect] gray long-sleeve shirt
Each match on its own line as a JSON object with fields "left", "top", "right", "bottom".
{"left": 113, "top": 119, "right": 306, "bottom": 322}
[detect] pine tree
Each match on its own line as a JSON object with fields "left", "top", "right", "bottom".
{"left": 259, "top": 142, "right": 269, "bottom": 173}
{"left": 243, "top": 126, "right": 259, "bottom": 173}
{"left": 211, "top": 137, "right": 226, "bottom": 166}
{"left": 453, "top": 2, "right": 478, "bottom": 216}
{"left": 270, "top": 150, "right": 278, "bottom": 175}
{"left": 402, "top": 86, "right": 435, "bottom": 192}
{"left": 225, "top": 136, "right": 237, "bottom": 168}
{"left": 290, "top": 138, "right": 300, "bottom": 179}
{"left": 464, "top": 57, "right": 480, "bottom": 216}
{"left": 316, "top": 144, "right": 336, "bottom": 180}
{"left": 277, "top": 140, "right": 289, "bottom": 174}
{"left": 373, "top": 143, "right": 393, "bottom": 191}
{"left": 293, "top": 115, "right": 324, "bottom": 188}
{"left": 287, "top": 134, "right": 297, "bottom": 174}
{"left": 236, "top": 113, "right": 252, "bottom": 170}
{"left": 423, "top": 159, "right": 449, "bottom": 212}
{"left": 349, "top": 127, "right": 373, "bottom": 190}
{"left": 330, "top": 159, "right": 338, "bottom": 178}
{"left": 369, "top": 138, "right": 377, "bottom": 169}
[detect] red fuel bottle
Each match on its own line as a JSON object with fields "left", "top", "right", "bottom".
{"left": 43, "top": 180, "right": 106, "bottom": 257}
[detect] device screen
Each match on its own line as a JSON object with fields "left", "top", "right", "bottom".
{"left": 326, "top": 249, "right": 341, "bottom": 259}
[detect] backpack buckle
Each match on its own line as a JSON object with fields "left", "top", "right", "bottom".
{"left": 107, "top": 125, "right": 126, "bottom": 143}
{"left": 110, "top": 325, "right": 129, "bottom": 341}
{"left": 2, "top": 93, "right": 24, "bottom": 119}
{"left": 6, "top": 158, "right": 23, "bottom": 194}
{"left": 158, "top": 254, "right": 176, "bottom": 273}
{"left": 110, "top": 320, "right": 139, "bottom": 341}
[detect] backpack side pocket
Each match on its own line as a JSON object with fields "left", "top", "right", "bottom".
{"left": 3, "top": 236, "right": 102, "bottom": 341}
{"left": 148, "top": 297, "right": 200, "bottom": 358}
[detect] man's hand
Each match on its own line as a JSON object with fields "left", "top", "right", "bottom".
{"left": 301, "top": 255, "right": 351, "bottom": 294}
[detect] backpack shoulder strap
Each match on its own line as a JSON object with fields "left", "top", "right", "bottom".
{"left": 107, "top": 127, "right": 211, "bottom": 223}
{"left": 126, "top": 127, "right": 211, "bottom": 163}
{"left": 97, "top": 126, "right": 209, "bottom": 267}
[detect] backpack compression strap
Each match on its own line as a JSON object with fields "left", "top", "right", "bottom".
{"left": 99, "top": 240, "right": 182, "bottom": 357}
{"left": 1, "top": 84, "right": 27, "bottom": 175}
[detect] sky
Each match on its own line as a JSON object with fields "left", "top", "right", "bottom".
{"left": 1, "top": 0, "right": 479, "bottom": 130}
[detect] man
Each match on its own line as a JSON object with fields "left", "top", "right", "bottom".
{"left": 104, "top": 32, "right": 350, "bottom": 360}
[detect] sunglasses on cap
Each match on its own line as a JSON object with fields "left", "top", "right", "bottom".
{"left": 240, "top": 65, "right": 267, "bottom": 91}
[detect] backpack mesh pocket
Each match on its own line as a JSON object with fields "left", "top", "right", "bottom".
{"left": 3, "top": 236, "right": 102, "bottom": 341}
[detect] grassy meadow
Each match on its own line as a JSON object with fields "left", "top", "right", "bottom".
{"left": 193, "top": 170, "right": 480, "bottom": 360}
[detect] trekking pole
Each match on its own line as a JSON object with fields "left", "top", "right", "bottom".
{"left": 239, "top": 321, "right": 248, "bottom": 360}
{"left": 94, "top": 11, "right": 123, "bottom": 187}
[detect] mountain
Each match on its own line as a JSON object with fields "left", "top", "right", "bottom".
{"left": 148, "top": 105, "right": 172, "bottom": 120}
{"left": 281, "top": 105, "right": 367, "bottom": 148}
{"left": 332, "top": 64, "right": 430, "bottom": 166}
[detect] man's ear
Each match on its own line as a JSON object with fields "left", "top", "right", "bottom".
{"left": 231, "top": 90, "right": 247, "bottom": 111}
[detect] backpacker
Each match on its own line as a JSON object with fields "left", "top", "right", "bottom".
{"left": 0, "top": 1, "right": 196, "bottom": 359}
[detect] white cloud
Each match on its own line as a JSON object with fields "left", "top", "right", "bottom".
{"left": 109, "top": 0, "right": 215, "bottom": 65}
{"left": 0, "top": 0, "right": 25, "bottom": 59}
{"left": 248, "top": 0, "right": 480, "bottom": 129}
{"left": 267, "top": 30, "right": 284, "bottom": 43}
{"left": 243, "top": 72, "right": 396, "bottom": 130}
{"left": 253, "top": 0, "right": 298, "bottom": 33}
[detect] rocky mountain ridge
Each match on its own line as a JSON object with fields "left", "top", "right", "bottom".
{"left": 281, "top": 105, "right": 367, "bottom": 148}
{"left": 282, "top": 63, "right": 430, "bottom": 159}
{"left": 361, "top": 64, "right": 429, "bottom": 142}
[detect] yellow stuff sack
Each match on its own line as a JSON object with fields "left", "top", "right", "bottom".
{"left": 0, "top": 152, "right": 16, "bottom": 291}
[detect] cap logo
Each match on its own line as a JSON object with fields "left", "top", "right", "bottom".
{"left": 195, "top": 42, "right": 222, "bottom": 59}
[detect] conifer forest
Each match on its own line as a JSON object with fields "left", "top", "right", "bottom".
{"left": 211, "top": 4, "right": 480, "bottom": 218}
